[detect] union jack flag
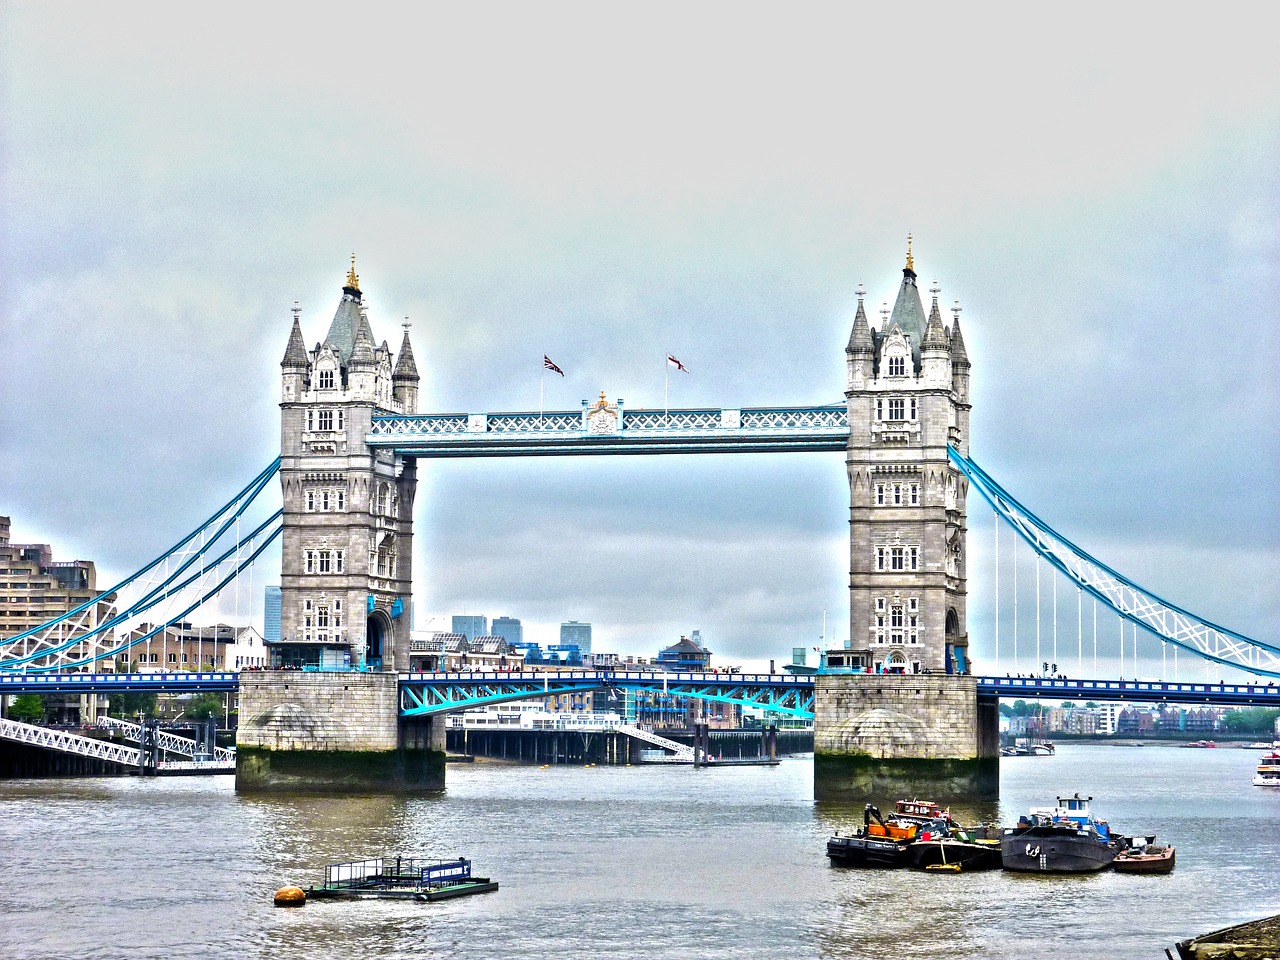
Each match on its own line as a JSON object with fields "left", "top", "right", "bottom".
{"left": 543, "top": 355, "right": 565, "bottom": 377}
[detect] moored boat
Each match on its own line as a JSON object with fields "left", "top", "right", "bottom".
{"left": 1253, "top": 750, "right": 1280, "bottom": 787}
{"left": 304, "top": 855, "right": 498, "bottom": 901}
{"left": 908, "top": 836, "right": 1003, "bottom": 872}
{"left": 1113, "top": 842, "right": 1175, "bottom": 874}
{"left": 827, "top": 801, "right": 952, "bottom": 869}
{"left": 1001, "top": 794, "right": 1119, "bottom": 873}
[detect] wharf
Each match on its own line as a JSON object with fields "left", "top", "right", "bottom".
{"left": 1174, "top": 913, "right": 1280, "bottom": 958}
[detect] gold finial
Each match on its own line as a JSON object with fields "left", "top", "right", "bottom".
{"left": 597, "top": 390, "right": 609, "bottom": 409}
{"left": 346, "top": 252, "right": 360, "bottom": 291}
{"left": 905, "top": 233, "right": 914, "bottom": 272}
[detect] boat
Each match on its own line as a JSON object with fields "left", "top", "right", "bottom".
{"left": 908, "top": 833, "right": 1003, "bottom": 872}
{"left": 1180, "top": 740, "right": 1217, "bottom": 748}
{"left": 1113, "top": 840, "right": 1175, "bottom": 874}
{"left": 1173, "top": 913, "right": 1280, "bottom": 958}
{"left": 1253, "top": 750, "right": 1280, "bottom": 787}
{"left": 826, "top": 832, "right": 914, "bottom": 868}
{"left": 305, "top": 856, "right": 498, "bottom": 901}
{"left": 826, "top": 801, "right": 950, "bottom": 868}
{"left": 1000, "top": 794, "right": 1120, "bottom": 873}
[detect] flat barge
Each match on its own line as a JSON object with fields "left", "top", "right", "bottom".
{"left": 306, "top": 856, "right": 498, "bottom": 902}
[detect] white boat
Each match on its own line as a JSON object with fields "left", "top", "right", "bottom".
{"left": 1252, "top": 751, "right": 1280, "bottom": 787}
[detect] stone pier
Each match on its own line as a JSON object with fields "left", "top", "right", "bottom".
{"left": 235, "top": 672, "right": 444, "bottom": 792}
{"left": 814, "top": 674, "right": 999, "bottom": 799}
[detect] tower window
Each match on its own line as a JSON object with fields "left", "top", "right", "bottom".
{"left": 318, "top": 369, "right": 334, "bottom": 389}
{"left": 875, "top": 399, "right": 883, "bottom": 421}
{"left": 888, "top": 398, "right": 905, "bottom": 421}
{"left": 875, "top": 484, "right": 885, "bottom": 505}
{"left": 892, "top": 483, "right": 903, "bottom": 505}
{"left": 909, "top": 398, "right": 917, "bottom": 420}
{"left": 909, "top": 483, "right": 919, "bottom": 505}
{"left": 888, "top": 356, "right": 906, "bottom": 376}
{"left": 317, "top": 410, "right": 334, "bottom": 431}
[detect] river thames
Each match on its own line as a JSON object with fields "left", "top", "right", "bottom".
{"left": 2, "top": 744, "right": 1277, "bottom": 960}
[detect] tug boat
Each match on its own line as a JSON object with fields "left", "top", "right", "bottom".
{"left": 827, "top": 801, "right": 951, "bottom": 869}
{"left": 1001, "top": 794, "right": 1120, "bottom": 873}
{"left": 1252, "top": 750, "right": 1280, "bottom": 787}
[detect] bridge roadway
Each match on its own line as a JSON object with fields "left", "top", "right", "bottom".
{"left": 4, "top": 670, "right": 1280, "bottom": 715}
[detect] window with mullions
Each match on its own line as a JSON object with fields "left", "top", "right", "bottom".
{"left": 888, "top": 356, "right": 906, "bottom": 376}
{"left": 318, "top": 369, "right": 335, "bottom": 389}
{"left": 888, "top": 398, "right": 905, "bottom": 421}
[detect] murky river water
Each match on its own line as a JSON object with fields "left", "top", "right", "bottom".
{"left": 1, "top": 744, "right": 1277, "bottom": 960}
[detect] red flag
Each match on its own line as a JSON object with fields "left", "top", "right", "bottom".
{"left": 667, "top": 354, "right": 689, "bottom": 373}
{"left": 543, "top": 355, "right": 565, "bottom": 377}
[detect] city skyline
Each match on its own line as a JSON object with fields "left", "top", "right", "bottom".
{"left": 3, "top": 7, "right": 1277, "bottom": 672}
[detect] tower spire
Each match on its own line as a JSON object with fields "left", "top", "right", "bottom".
{"left": 905, "top": 233, "right": 915, "bottom": 275}
{"left": 344, "top": 253, "right": 361, "bottom": 296}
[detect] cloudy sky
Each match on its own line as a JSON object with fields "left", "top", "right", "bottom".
{"left": 2, "top": 4, "right": 1277, "bottom": 672}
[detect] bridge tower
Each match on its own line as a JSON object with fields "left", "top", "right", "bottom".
{"left": 843, "top": 238, "right": 971, "bottom": 674}
{"left": 277, "top": 258, "right": 419, "bottom": 672}
{"left": 816, "top": 240, "right": 995, "bottom": 798}
{"left": 237, "top": 259, "right": 441, "bottom": 793}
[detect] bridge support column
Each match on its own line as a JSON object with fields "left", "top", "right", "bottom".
{"left": 235, "top": 673, "right": 444, "bottom": 792}
{"left": 814, "top": 674, "right": 998, "bottom": 800}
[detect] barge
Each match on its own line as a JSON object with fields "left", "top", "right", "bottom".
{"left": 306, "top": 856, "right": 498, "bottom": 902}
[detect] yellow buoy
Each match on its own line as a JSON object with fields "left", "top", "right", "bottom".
{"left": 274, "top": 885, "right": 307, "bottom": 907}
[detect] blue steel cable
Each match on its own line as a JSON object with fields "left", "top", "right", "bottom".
{"left": 0, "top": 510, "right": 283, "bottom": 668}
{"left": 26, "top": 522, "right": 283, "bottom": 672}
{"left": 0, "top": 459, "right": 280, "bottom": 645}
{"left": 949, "top": 447, "right": 1280, "bottom": 672}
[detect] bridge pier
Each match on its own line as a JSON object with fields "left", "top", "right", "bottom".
{"left": 235, "top": 673, "right": 444, "bottom": 792}
{"left": 813, "top": 674, "right": 998, "bottom": 800}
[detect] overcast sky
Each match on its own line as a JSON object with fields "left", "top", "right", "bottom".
{"left": 2, "top": 4, "right": 1277, "bottom": 673}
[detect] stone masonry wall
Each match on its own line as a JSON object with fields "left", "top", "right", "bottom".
{"left": 815, "top": 674, "right": 991, "bottom": 761}
{"left": 237, "top": 672, "right": 400, "bottom": 752}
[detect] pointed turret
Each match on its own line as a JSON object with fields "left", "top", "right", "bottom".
{"left": 846, "top": 284, "right": 874, "bottom": 357}
{"left": 922, "top": 282, "right": 949, "bottom": 351}
{"left": 393, "top": 323, "right": 420, "bottom": 413}
{"left": 949, "top": 302, "right": 970, "bottom": 367}
{"left": 393, "top": 325, "right": 420, "bottom": 381}
{"left": 350, "top": 313, "right": 377, "bottom": 368}
{"left": 281, "top": 302, "right": 308, "bottom": 369}
{"left": 920, "top": 281, "right": 951, "bottom": 385}
{"left": 281, "top": 301, "right": 309, "bottom": 403}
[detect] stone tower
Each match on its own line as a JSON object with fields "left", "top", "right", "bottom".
{"left": 278, "top": 257, "right": 420, "bottom": 672}
{"left": 843, "top": 239, "right": 971, "bottom": 674}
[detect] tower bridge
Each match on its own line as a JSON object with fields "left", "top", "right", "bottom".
{"left": 3, "top": 245, "right": 1273, "bottom": 795}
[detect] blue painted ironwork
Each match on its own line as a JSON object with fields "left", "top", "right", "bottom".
{"left": 367, "top": 404, "right": 850, "bottom": 457}
{"left": 398, "top": 670, "right": 817, "bottom": 718}
{"left": 7, "top": 670, "right": 1280, "bottom": 712}
{"left": 0, "top": 671, "right": 239, "bottom": 694}
{"left": 974, "top": 675, "right": 1280, "bottom": 708}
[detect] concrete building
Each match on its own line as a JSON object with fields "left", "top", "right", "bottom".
{"left": 452, "top": 615, "right": 488, "bottom": 641}
{"left": 0, "top": 516, "right": 116, "bottom": 721}
{"left": 842, "top": 240, "right": 971, "bottom": 675}
{"left": 275, "top": 258, "right": 420, "bottom": 672}
{"left": 264, "top": 586, "right": 282, "bottom": 643}
{"left": 560, "top": 620, "right": 592, "bottom": 656}
{"left": 491, "top": 616, "right": 522, "bottom": 645}
{"left": 118, "top": 622, "right": 236, "bottom": 671}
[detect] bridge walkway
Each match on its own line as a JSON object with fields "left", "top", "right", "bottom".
{"left": 0, "top": 718, "right": 235, "bottom": 774}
